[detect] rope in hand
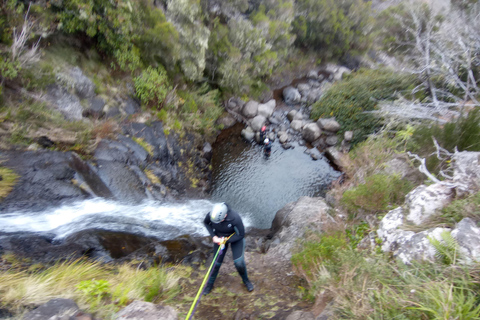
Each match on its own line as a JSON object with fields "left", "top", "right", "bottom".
{"left": 185, "top": 233, "right": 235, "bottom": 320}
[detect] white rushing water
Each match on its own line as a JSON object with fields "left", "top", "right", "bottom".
{"left": 0, "top": 198, "right": 254, "bottom": 240}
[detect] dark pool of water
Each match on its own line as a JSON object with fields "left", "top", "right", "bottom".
{"left": 210, "top": 124, "right": 342, "bottom": 229}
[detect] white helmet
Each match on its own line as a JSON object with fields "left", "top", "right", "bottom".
{"left": 210, "top": 203, "right": 228, "bottom": 223}
{"left": 264, "top": 138, "right": 269, "bottom": 144}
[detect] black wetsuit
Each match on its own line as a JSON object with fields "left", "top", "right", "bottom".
{"left": 203, "top": 207, "right": 250, "bottom": 287}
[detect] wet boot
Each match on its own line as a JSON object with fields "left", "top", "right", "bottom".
{"left": 234, "top": 258, "right": 254, "bottom": 292}
{"left": 204, "top": 262, "right": 222, "bottom": 295}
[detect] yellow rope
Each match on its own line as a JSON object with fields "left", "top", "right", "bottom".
{"left": 185, "top": 233, "right": 235, "bottom": 320}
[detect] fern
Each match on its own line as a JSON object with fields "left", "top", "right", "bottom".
{"left": 428, "top": 231, "right": 460, "bottom": 265}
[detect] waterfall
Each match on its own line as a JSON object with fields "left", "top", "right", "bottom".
{"left": 0, "top": 199, "right": 253, "bottom": 241}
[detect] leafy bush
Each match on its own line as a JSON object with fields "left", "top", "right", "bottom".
{"left": 134, "top": 66, "right": 172, "bottom": 109}
{"left": 341, "top": 174, "right": 414, "bottom": 215}
{"left": 428, "top": 231, "right": 461, "bottom": 265}
{"left": 311, "top": 68, "right": 416, "bottom": 145}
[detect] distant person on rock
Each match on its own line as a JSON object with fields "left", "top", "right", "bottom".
{"left": 203, "top": 202, "right": 254, "bottom": 295}
{"left": 260, "top": 125, "right": 267, "bottom": 144}
{"left": 264, "top": 138, "right": 272, "bottom": 157}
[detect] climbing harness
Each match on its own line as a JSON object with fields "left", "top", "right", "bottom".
{"left": 185, "top": 233, "right": 235, "bottom": 320}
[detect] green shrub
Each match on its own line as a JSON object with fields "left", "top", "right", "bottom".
{"left": 0, "top": 165, "right": 18, "bottom": 199}
{"left": 341, "top": 174, "right": 414, "bottom": 215}
{"left": 134, "top": 66, "right": 172, "bottom": 109}
{"left": 311, "top": 68, "right": 416, "bottom": 145}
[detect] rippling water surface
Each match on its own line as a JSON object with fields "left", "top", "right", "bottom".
{"left": 210, "top": 126, "right": 342, "bottom": 229}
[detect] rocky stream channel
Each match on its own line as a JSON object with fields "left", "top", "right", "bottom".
{"left": 0, "top": 66, "right": 351, "bottom": 319}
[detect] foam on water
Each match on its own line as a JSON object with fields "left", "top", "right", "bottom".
{"left": 0, "top": 198, "right": 252, "bottom": 240}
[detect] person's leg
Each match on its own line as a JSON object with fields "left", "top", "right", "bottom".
{"left": 204, "top": 243, "right": 228, "bottom": 295}
{"left": 231, "top": 239, "right": 254, "bottom": 292}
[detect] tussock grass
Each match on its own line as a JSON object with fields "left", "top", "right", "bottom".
{"left": 0, "top": 165, "right": 19, "bottom": 199}
{"left": 292, "top": 228, "right": 480, "bottom": 320}
{"left": 0, "top": 258, "right": 186, "bottom": 318}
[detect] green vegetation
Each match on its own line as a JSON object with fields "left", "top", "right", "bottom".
{"left": 292, "top": 0, "right": 373, "bottom": 58}
{"left": 0, "top": 165, "right": 18, "bottom": 199}
{"left": 0, "top": 257, "right": 186, "bottom": 318}
{"left": 341, "top": 174, "right": 414, "bottom": 216}
{"left": 292, "top": 230, "right": 480, "bottom": 319}
{"left": 133, "top": 66, "right": 172, "bottom": 109}
{"left": 311, "top": 69, "right": 416, "bottom": 145}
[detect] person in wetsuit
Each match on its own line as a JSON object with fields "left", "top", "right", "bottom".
{"left": 203, "top": 202, "right": 254, "bottom": 295}
{"left": 264, "top": 138, "right": 272, "bottom": 157}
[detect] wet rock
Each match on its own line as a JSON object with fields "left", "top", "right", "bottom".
{"left": 115, "top": 301, "right": 177, "bottom": 320}
{"left": 290, "top": 120, "right": 303, "bottom": 132}
{"left": 278, "top": 131, "right": 289, "bottom": 144}
{"left": 23, "top": 298, "right": 80, "bottom": 320}
{"left": 123, "top": 122, "right": 171, "bottom": 165}
{"left": 287, "top": 110, "right": 297, "bottom": 122}
{"left": 250, "top": 115, "right": 267, "bottom": 132}
{"left": 0, "top": 151, "right": 88, "bottom": 212}
{"left": 94, "top": 160, "right": 147, "bottom": 203}
{"left": 283, "top": 86, "right": 301, "bottom": 104}
{"left": 242, "top": 101, "right": 259, "bottom": 118}
{"left": 302, "top": 123, "right": 321, "bottom": 142}
{"left": 241, "top": 126, "right": 255, "bottom": 141}
{"left": 257, "top": 99, "right": 275, "bottom": 118}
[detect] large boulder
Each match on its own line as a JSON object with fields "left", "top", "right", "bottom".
{"left": 267, "top": 197, "right": 330, "bottom": 266}
{"left": 23, "top": 298, "right": 81, "bottom": 320}
{"left": 242, "top": 100, "right": 259, "bottom": 118}
{"left": 405, "top": 184, "right": 454, "bottom": 225}
{"left": 45, "top": 84, "right": 84, "bottom": 120}
{"left": 241, "top": 126, "right": 255, "bottom": 141}
{"left": 317, "top": 118, "right": 341, "bottom": 133}
{"left": 257, "top": 99, "right": 276, "bottom": 118}
{"left": 250, "top": 115, "right": 267, "bottom": 132}
{"left": 453, "top": 151, "right": 480, "bottom": 197}
{"left": 452, "top": 218, "right": 480, "bottom": 263}
{"left": 290, "top": 120, "right": 303, "bottom": 132}
{"left": 283, "top": 86, "right": 301, "bottom": 104}
{"left": 115, "top": 301, "right": 177, "bottom": 320}
{"left": 216, "top": 113, "right": 237, "bottom": 129}
{"left": 69, "top": 67, "right": 96, "bottom": 99}
{"left": 302, "top": 123, "right": 321, "bottom": 142}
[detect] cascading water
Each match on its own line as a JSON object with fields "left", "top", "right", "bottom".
{"left": 0, "top": 199, "right": 241, "bottom": 241}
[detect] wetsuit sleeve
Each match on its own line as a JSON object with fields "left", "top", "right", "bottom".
{"left": 226, "top": 212, "right": 245, "bottom": 243}
{"left": 203, "top": 213, "right": 215, "bottom": 237}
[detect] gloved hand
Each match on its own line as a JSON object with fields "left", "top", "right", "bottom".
{"left": 212, "top": 236, "right": 225, "bottom": 245}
